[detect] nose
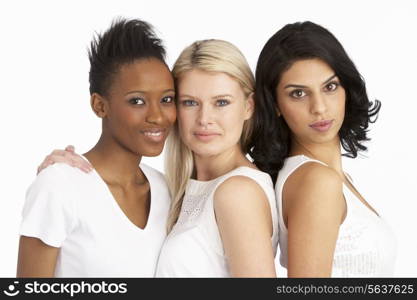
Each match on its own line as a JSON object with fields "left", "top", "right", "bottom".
{"left": 310, "top": 92, "right": 327, "bottom": 115}
{"left": 146, "top": 101, "right": 164, "bottom": 125}
{"left": 197, "top": 103, "right": 213, "bottom": 127}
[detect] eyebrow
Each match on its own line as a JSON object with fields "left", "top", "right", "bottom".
{"left": 178, "top": 94, "right": 197, "bottom": 99}
{"left": 177, "top": 94, "right": 233, "bottom": 99}
{"left": 212, "top": 94, "right": 233, "bottom": 99}
{"left": 284, "top": 74, "right": 337, "bottom": 89}
{"left": 125, "top": 89, "right": 175, "bottom": 96}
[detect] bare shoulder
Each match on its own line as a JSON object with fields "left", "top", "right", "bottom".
{"left": 213, "top": 175, "right": 270, "bottom": 215}
{"left": 287, "top": 162, "right": 342, "bottom": 195}
{"left": 214, "top": 175, "right": 267, "bottom": 202}
{"left": 284, "top": 162, "right": 345, "bottom": 218}
{"left": 213, "top": 176, "right": 275, "bottom": 276}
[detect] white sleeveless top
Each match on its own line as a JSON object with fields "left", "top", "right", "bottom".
{"left": 156, "top": 166, "right": 279, "bottom": 277}
{"left": 275, "top": 155, "right": 397, "bottom": 277}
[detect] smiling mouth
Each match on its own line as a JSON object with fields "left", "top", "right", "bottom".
{"left": 140, "top": 129, "right": 166, "bottom": 142}
{"left": 143, "top": 131, "right": 163, "bottom": 137}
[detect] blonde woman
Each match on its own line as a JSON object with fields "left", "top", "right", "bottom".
{"left": 156, "top": 40, "right": 278, "bottom": 277}
{"left": 34, "top": 40, "right": 278, "bottom": 277}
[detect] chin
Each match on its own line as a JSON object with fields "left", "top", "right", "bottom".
{"left": 308, "top": 134, "right": 339, "bottom": 145}
{"left": 131, "top": 144, "right": 164, "bottom": 157}
{"left": 141, "top": 148, "right": 164, "bottom": 157}
{"left": 190, "top": 145, "right": 225, "bottom": 158}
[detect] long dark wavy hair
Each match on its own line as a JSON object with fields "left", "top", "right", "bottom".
{"left": 249, "top": 21, "right": 381, "bottom": 183}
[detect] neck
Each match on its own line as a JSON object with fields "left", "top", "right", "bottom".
{"left": 84, "top": 133, "right": 145, "bottom": 187}
{"left": 290, "top": 137, "right": 344, "bottom": 176}
{"left": 193, "top": 145, "right": 252, "bottom": 181}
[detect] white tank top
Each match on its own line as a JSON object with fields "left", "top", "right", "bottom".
{"left": 275, "top": 155, "right": 397, "bottom": 277}
{"left": 156, "top": 166, "right": 279, "bottom": 277}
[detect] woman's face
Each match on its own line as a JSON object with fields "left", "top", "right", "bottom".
{"left": 103, "top": 58, "right": 176, "bottom": 156}
{"left": 276, "top": 58, "right": 346, "bottom": 146}
{"left": 177, "top": 69, "right": 253, "bottom": 158}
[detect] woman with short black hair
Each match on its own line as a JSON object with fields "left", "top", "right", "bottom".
{"left": 17, "top": 18, "right": 176, "bottom": 277}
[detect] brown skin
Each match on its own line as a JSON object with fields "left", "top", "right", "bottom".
{"left": 17, "top": 237, "right": 59, "bottom": 277}
{"left": 276, "top": 58, "right": 378, "bottom": 277}
{"left": 17, "top": 58, "right": 176, "bottom": 277}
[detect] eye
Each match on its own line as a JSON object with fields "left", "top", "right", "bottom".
{"left": 129, "top": 97, "right": 145, "bottom": 105}
{"left": 161, "top": 96, "right": 174, "bottom": 104}
{"left": 289, "top": 89, "right": 306, "bottom": 99}
{"left": 216, "top": 99, "right": 230, "bottom": 106}
{"left": 325, "top": 82, "right": 339, "bottom": 92}
{"left": 181, "top": 99, "right": 198, "bottom": 106}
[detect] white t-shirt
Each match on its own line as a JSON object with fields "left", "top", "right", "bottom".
{"left": 156, "top": 166, "right": 278, "bottom": 277}
{"left": 20, "top": 162, "right": 170, "bottom": 277}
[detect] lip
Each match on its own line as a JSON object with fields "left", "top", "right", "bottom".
{"left": 140, "top": 128, "right": 167, "bottom": 143}
{"left": 309, "top": 119, "right": 334, "bottom": 132}
{"left": 193, "top": 131, "right": 221, "bottom": 142}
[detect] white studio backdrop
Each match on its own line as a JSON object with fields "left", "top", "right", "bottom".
{"left": 0, "top": 0, "right": 416, "bottom": 276}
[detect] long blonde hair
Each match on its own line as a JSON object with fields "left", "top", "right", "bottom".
{"left": 165, "top": 39, "right": 255, "bottom": 232}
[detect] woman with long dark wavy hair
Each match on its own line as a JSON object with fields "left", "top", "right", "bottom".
{"left": 250, "top": 21, "right": 397, "bottom": 277}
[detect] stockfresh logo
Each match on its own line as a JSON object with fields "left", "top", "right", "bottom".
{"left": 3, "top": 281, "right": 20, "bottom": 297}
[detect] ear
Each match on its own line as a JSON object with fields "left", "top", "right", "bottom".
{"left": 244, "top": 93, "right": 255, "bottom": 120}
{"left": 90, "top": 93, "right": 108, "bottom": 118}
{"left": 275, "top": 105, "right": 281, "bottom": 117}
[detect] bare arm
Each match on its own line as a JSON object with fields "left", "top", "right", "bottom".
{"left": 214, "top": 176, "right": 276, "bottom": 277}
{"left": 37, "top": 145, "right": 93, "bottom": 175}
{"left": 17, "top": 236, "right": 60, "bottom": 277}
{"left": 284, "top": 163, "right": 345, "bottom": 277}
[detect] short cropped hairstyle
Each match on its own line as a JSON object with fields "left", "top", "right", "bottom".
{"left": 250, "top": 21, "right": 381, "bottom": 182}
{"left": 88, "top": 18, "right": 166, "bottom": 96}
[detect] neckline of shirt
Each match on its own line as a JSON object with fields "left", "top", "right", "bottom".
{"left": 81, "top": 155, "right": 154, "bottom": 233}
{"left": 186, "top": 166, "right": 269, "bottom": 196}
